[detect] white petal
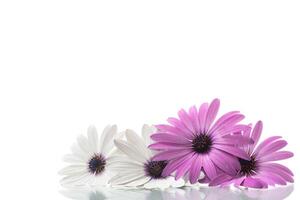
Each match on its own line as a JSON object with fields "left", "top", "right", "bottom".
{"left": 77, "top": 135, "right": 93, "bottom": 156}
{"left": 63, "top": 154, "right": 85, "bottom": 163}
{"left": 144, "top": 179, "right": 170, "bottom": 189}
{"left": 142, "top": 124, "right": 156, "bottom": 146}
{"left": 109, "top": 171, "right": 145, "bottom": 185}
{"left": 99, "top": 125, "right": 117, "bottom": 156}
{"left": 114, "top": 139, "right": 147, "bottom": 163}
{"left": 109, "top": 160, "right": 143, "bottom": 172}
{"left": 90, "top": 170, "right": 110, "bottom": 186}
{"left": 58, "top": 165, "right": 87, "bottom": 175}
{"left": 60, "top": 172, "right": 89, "bottom": 186}
{"left": 125, "top": 129, "right": 152, "bottom": 160}
{"left": 87, "top": 125, "right": 99, "bottom": 153}
{"left": 106, "top": 155, "right": 131, "bottom": 164}
{"left": 71, "top": 144, "right": 89, "bottom": 161}
{"left": 124, "top": 177, "right": 151, "bottom": 187}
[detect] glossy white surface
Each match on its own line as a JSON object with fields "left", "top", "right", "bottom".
{"left": 59, "top": 185, "right": 294, "bottom": 200}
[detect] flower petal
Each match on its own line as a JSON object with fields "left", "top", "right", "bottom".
{"left": 87, "top": 125, "right": 99, "bottom": 152}
{"left": 156, "top": 124, "right": 192, "bottom": 139}
{"left": 175, "top": 153, "right": 196, "bottom": 180}
{"left": 162, "top": 153, "right": 194, "bottom": 176}
{"left": 202, "top": 155, "right": 217, "bottom": 180}
{"left": 248, "top": 121, "right": 263, "bottom": 153}
{"left": 152, "top": 149, "right": 191, "bottom": 161}
{"left": 209, "top": 111, "right": 240, "bottom": 133}
{"left": 189, "top": 155, "right": 203, "bottom": 184}
{"left": 242, "top": 177, "right": 265, "bottom": 188}
{"left": 210, "top": 114, "right": 244, "bottom": 134}
{"left": 213, "top": 144, "right": 250, "bottom": 160}
{"left": 178, "top": 109, "right": 195, "bottom": 133}
{"left": 209, "top": 149, "right": 239, "bottom": 175}
{"left": 256, "top": 140, "right": 288, "bottom": 159}
{"left": 189, "top": 105, "right": 200, "bottom": 133}
{"left": 114, "top": 139, "right": 147, "bottom": 163}
{"left": 253, "top": 136, "right": 282, "bottom": 156}
{"left": 214, "top": 135, "right": 254, "bottom": 145}
{"left": 150, "top": 133, "right": 190, "bottom": 144}
{"left": 259, "top": 151, "right": 294, "bottom": 162}
{"left": 125, "top": 129, "right": 152, "bottom": 160}
{"left": 205, "top": 98, "right": 220, "bottom": 133}
{"left": 148, "top": 142, "right": 189, "bottom": 150}
{"left": 142, "top": 124, "right": 156, "bottom": 146}
{"left": 99, "top": 125, "right": 117, "bottom": 156}
{"left": 198, "top": 102, "right": 209, "bottom": 133}
{"left": 209, "top": 174, "right": 234, "bottom": 186}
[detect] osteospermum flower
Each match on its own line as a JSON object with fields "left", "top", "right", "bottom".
{"left": 149, "top": 98, "right": 253, "bottom": 184}
{"left": 209, "top": 121, "right": 294, "bottom": 188}
{"left": 59, "top": 125, "right": 119, "bottom": 187}
{"left": 109, "top": 125, "right": 185, "bottom": 189}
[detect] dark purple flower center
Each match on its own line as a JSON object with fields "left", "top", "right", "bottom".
{"left": 145, "top": 160, "right": 168, "bottom": 179}
{"left": 238, "top": 156, "right": 257, "bottom": 176}
{"left": 192, "top": 134, "right": 212, "bottom": 154}
{"left": 88, "top": 154, "right": 106, "bottom": 175}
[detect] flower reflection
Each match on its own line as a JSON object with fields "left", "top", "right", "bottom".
{"left": 60, "top": 184, "right": 293, "bottom": 200}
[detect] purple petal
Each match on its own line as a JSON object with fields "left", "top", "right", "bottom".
{"left": 198, "top": 102, "right": 209, "bottom": 133}
{"left": 258, "top": 171, "right": 287, "bottom": 185}
{"left": 148, "top": 142, "right": 189, "bottom": 150}
{"left": 209, "top": 174, "right": 234, "bottom": 186}
{"left": 216, "top": 124, "right": 251, "bottom": 138}
{"left": 253, "top": 136, "right": 282, "bottom": 156}
{"left": 166, "top": 118, "right": 194, "bottom": 139}
{"left": 178, "top": 109, "right": 195, "bottom": 133}
{"left": 209, "top": 111, "right": 240, "bottom": 133}
{"left": 209, "top": 149, "right": 239, "bottom": 175}
{"left": 260, "top": 163, "right": 294, "bottom": 176}
{"left": 189, "top": 155, "right": 203, "bottom": 184}
{"left": 242, "top": 177, "right": 265, "bottom": 188}
{"left": 213, "top": 144, "right": 250, "bottom": 160}
{"left": 259, "top": 165, "right": 294, "bottom": 183}
{"left": 214, "top": 135, "right": 254, "bottom": 145}
{"left": 204, "top": 98, "right": 220, "bottom": 133}
{"left": 152, "top": 149, "right": 191, "bottom": 161}
{"left": 256, "top": 140, "right": 288, "bottom": 159}
{"left": 249, "top": 121, "right": 263, "bottom": 153}
{"left": 175, "top": 153, "right": 196, "bottom": 180}
{"left": 189, "top": 106, "right": 200, "bottom": 133}
{"left": 211, "top": 115, "right": 245, "bottom": 137}
{"left": 259, "top": 151, "right": 294, "bottom": 162}
{"left": 155, "top": 124, "right": 192, "bottom": 139}
{"left": 202, "top": 155, "right": 217, "bottom": 180}
{"left": 233, "top": 177, "right": 248, "bottom": 187}
{"left": 150, "top": 133, "right": 190, "bottom": 144}
{"left": 242, "top": 124, "right": 253, "bottom": 152}
{"left": 162, "top": 153, "right": 194, "bottom": 176}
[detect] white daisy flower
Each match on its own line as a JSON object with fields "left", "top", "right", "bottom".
{"left": 59, "top": 125, "right": 119, "bottom": 187}
{"left": 109, "top": 125, "right": 185, "bottom": 189}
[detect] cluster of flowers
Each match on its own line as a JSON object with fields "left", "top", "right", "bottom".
{"left": 59, "top": 99, "right": 294, "bottom": 189}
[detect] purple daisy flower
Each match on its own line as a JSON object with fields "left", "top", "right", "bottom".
{"left": 209, "top": 121, "right": 294, "bottom": 188}
{"left": 149, "top": 98, "right": 253, "bottom": 184}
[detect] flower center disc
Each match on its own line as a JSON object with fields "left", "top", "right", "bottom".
{"left": 145, "top": 160, "right": 167, "bottom": 179}
{"left": 88, "top": 154, "right": 106, "bottom": 175}
{"left": 192, "top": 134, "right": 212, "bottom": 154}
{"left": 239, "top": 156, "right": 256, "bottom": 176}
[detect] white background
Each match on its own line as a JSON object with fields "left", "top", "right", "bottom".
{"left": 0, "top": 1, "right": 299, "bottom": 199}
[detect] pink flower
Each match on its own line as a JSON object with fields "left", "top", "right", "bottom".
{"left": 209, "top": 121, "right": 294, "bottom": 188}
{"left": 149, "top": 98, "right": 253, "bottom": 184}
